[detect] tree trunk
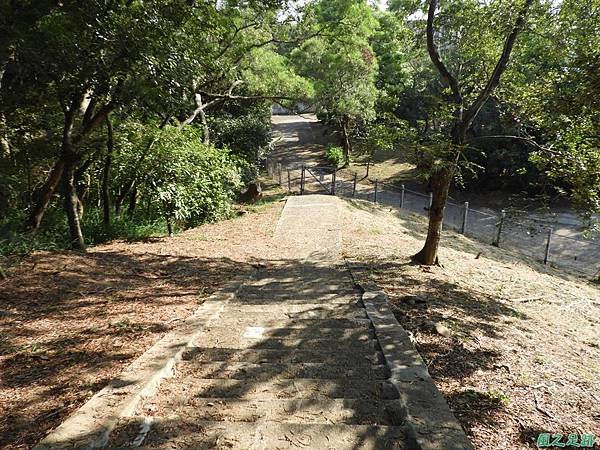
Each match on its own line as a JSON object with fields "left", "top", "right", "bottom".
{"left": 411, "top": 166, "right": 452, "bottom": 265}
{"left": 62, "top": 153, "right": 86, "bottom": 250}
{"left": 0, "top": 113, "right": 11, "bottom": 159}
{"left": 115, "top": 179, "right": 134, "bottom": 218}
{"left": 102, "top": 117, "right": 114, "bottom": 226}
{"left": 26, "top": 157, "right": 65, "bottom": 230}
{"left": 127, "top": 185, "right": 137, "bottom": 217}
{"left": 166, "top": 214, "right": 173, "bottom": 237}
{"left": 200, "top": 107, "right": 210, "bottom": 145}
{"left": 340, "top": 118, "right": 351, "bottom": 167}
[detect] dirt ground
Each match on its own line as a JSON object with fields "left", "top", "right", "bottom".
{"left": 338, "top": 146, "right": 417, "bottom": 186}
{"left": 2, "top": 182, "right": 598, "bottom": 449}
{"left": 0, "top": 192, "right": 285, "bottom": 450}
{"left": 342, "top": 199, "right": 600, "bottom": 450}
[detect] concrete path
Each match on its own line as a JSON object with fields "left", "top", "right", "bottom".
{"left": 275, "top": 195, "right": 342, "bottom": 261}
{"left": 103, "top": 194, "right": 406, "bottom": 449}
{"left": 35, "top": 114, "right": 476, "bottom": 449}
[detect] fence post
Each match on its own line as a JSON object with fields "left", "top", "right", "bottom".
{"left": 400, "top": 184, "right": 405, "bottom": 209}
{"left": 374, "top": 179, "right": 378, "bottom": 203}
{"left": 461, "top": 201, "right": 469, "bottom": 234}
{"left": 544, "top": 227, "right": 553, "bottom": 265}
{"left": 331, "top": 170, "right": 336, "bottom": 196}
{"left": 277, "top": 163, "right": 282, "bottom": 186}
{"left": 300, "top": 165, "right": 305, "bottom": 195}
{"left": 287, "top": 167, "right": 291, "bottom": 192}
{"left": 493, "top": 210, "right": 506, "bottom": 247}
{"left": 429, "top": 192, "right": 433, "bottom": 209}
{"left": 352, "top": 173, "right": 357, "bottom": 197}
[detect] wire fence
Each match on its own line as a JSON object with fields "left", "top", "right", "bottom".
{"left": 264, "top": 157, "right": 600, "bottom": 278}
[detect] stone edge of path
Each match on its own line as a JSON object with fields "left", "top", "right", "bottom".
{"left": 33, "top": 271, "right": 252, "bottom": 450}
{"left": 347, "top": 265, "right": 475, "bottom": 450}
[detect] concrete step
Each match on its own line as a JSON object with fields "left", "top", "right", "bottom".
{"left": 223, "top": 302, "right": 364, "bottom": 314}
{"left": 244, "top": 280, "right": 353, "bottom": 290}
{"left": 193, "top": 332, "right": 378, "bottom": 351}
{"left": 214, "top": 316, "right": 372, "bottom": 329}
{"left": 237, "top": 286, "right": 357, "bottom": 300}
{"left": 171, "top": 361, "right": 390, "bottom": 381}
{"left": 151, "top": 377, "right": 392, "bottom": 401}
{"left": 138, "top": 397, "right": 399, "bottom": 426}
{"left": 220, "top": 307, "right": 368, "bottom": 321}
{"left": 202, "top": 326, "right": 373, "bottom": 341}
{"left": 231, "top": 294, "right": 357, "bottom": 304}
{"left": 182, "top": 347, "right": 385, "bottom": 365}
{"left": 109, "top": 418, "right": 406, "bottom": 449}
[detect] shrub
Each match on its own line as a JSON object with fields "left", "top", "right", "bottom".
{"left": 326, "top": 145, "right": 345, "bottom": 167}
{"left": 141, "top": 126, "right": 244, "bottom": 226}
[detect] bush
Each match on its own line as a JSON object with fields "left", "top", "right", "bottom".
{"left": 141, "top": 126, "right": 243, "bottom": 225}
{"left": 0, "top": 208, "right": 168, "bottom": 257}
{"left": 326, "top": 145, "right": 345, "bottom": 167}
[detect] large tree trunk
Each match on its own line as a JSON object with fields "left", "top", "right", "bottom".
{"left": 411, "top": 166, "right": 452, "bottom": 265}
{"left": 102, "top": 117, "right": 114, "bottom": 226}
{"left": 62, "top": 153, "right": 85, "bottom": 250}
{"left": 26, "top": 158, "right": 65, "bottom": 230}
{"left": 414, "top": 0, "right": 533, "bottom": 266}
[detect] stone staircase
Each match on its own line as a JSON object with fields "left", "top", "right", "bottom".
{"left": 107, "top": 264, "right": 407, "bottom": 449}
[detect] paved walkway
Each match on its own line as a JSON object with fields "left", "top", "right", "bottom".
{"left": 104, "top": 195, "right": 406, "bottom": 449}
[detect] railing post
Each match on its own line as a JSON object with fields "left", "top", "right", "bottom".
{"left": 461, "top": 201, "right": 469, "bottom": 234}
{"left": 374, "top": 179, "right": 378, "bottom": 203}
{"left": 400, "top": 184, "right": 405, "bottom": 209}
{"left": 493, "top": 210, "right": 506, "bottom": 247}
{"left": 300, "top": 165, "right": 305, "bottom": 195}
{"left": 429, "top": 192, "right": 433, "bottom": 208}
{"left": 277, "top": 163, "right": 282, "bottom": 186}
{"left": 544, "top": 227, "right": 553, "bottom": 265}
{"left": 352, "top": 173, "right": 357, "bottom": 198}
{"left": 287, "top": 167, "right": 291, "bottom": 192}
{"left": 331, "top": 170, "right": 336, "bottom": 196}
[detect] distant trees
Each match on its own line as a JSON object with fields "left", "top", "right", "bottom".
{"left": 1, "top": 0, "right": 598, "bottom": 260}
{"left": 293, "top": 0, "right": 379, "bottom": 165}
{"left": 0, "top": 0, "right": 312, "bottom": 250}
{"left": 508, "top": 0, "right": 600, "bottom": 222}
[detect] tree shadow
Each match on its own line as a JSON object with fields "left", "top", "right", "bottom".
{"left": 0, "top": 250, "right": 252, "bottom": 449}
{"left": 27, "top": 259, "right": 408, "bottom": 449}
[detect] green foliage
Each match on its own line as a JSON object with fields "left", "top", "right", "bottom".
{"left": 210, "top": 103, "right": 272, "bottom": 181}
{"left": 2, "top": 0, "right": 600, "bottom": 255}
{"left": 293, "top": 0, "right": 379, "bottom": 146}
{"left": 326, "top": 146, "right": 345, "bottom": 167}
{"left": 242, "top": 47, "right": 314, "bottom": 104}
{"left": 143, "top": 126, "right": 243, "bottom": 225}
{"left": 0, "top": 209, "right": 166, "bottom": 256}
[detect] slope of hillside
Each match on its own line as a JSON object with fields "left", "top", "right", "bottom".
{"left": 341, "top": 199, "right": 600, "bottom": 450}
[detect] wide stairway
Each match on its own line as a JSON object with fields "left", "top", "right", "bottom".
{"left": 108, "top": 262, "right": 406, "bottom": 449}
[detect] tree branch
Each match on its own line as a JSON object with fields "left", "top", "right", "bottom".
{"left": 465, "top": 134, "right": 557, "bottom": 155}
{"left": 427, "top": 0, "right": 462, "bottom": 106}
{"left": 462, "top": 0, "right": 534, "bottom": 128}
